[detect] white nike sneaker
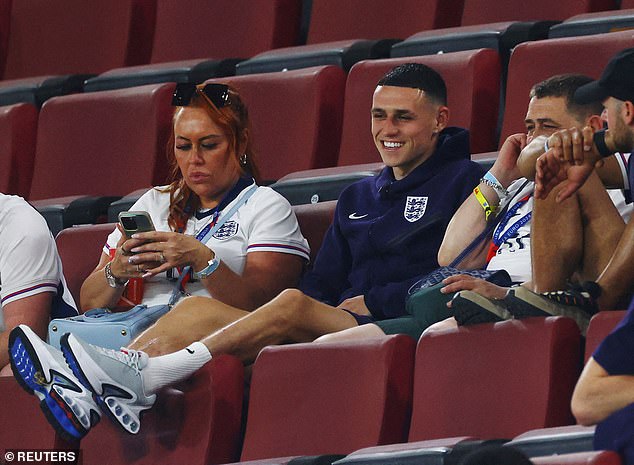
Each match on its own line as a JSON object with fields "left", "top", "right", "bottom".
{"left": 8, "top": 325, "right": 101, "bottom": 441}
{"left": 60, "top": 333, "right": 156, "bottom": 434}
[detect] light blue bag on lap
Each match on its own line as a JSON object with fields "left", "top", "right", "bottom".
{"left": 48, "top": 304, "right": 170, "bottom": 350}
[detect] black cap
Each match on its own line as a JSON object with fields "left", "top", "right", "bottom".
{"left": 575, "top": 47, "right": 634, "bottom": 104}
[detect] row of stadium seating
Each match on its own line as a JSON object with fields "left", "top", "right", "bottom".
{"left": 0, "top": 0, "right": 626, "bottom": 79}
{"left": 1, "top": 28, "right": 633, "bottom": 235}
{"left": 0, "top": 241, "right": 624, "bottom": 465}
{"left": 1, "top": 1, "right": 634, "bottom": 109}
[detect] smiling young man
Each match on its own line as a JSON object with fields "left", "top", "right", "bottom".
{"left": 9, "top": 63, "right": 483, "bottom": 439}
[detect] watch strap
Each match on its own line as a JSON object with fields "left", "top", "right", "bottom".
{"left": 193, "top": 257, "right": 221, "bottom": 280}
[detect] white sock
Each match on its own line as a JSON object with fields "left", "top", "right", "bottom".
{"left": 141, "top": 342, "right": 212, "bottom": 395}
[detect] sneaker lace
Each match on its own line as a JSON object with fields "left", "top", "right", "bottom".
{"left": 94, "top": 346, "right": 144, "bottom": 376}
{"left": 542, "top": 281, "right": 600, "bottom": 315}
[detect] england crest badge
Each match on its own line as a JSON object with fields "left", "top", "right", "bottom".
{"left": 404, "top": 196, "right": 428, "bottom": 222}
{"left": 213, "top": 220, "right": 239, "bottom": 239}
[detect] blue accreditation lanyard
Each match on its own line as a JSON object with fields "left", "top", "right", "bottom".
{"left": 194, "top": 211, "right": 220, "bottom": 242}
{"left": 492, "top": 193, "right": 532, "bottom": 247}
{"left": 171, "top": 184, "right": 258, "bottom": 296}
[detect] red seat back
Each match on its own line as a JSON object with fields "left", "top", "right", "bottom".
{"left": 500, "top": 31, "right": 634, "bottom": 144}
{"left": 29, "top": 83, "right": 174, "bottom": 201}
{"left": 241, "top": 336, "right": 416, "bottom": 461}
{"left": 0, "top": 377, "right": 77, "bottom": 450}
{"left": 0, "top": 103, "right": 37, "bottom": 197}
{"left": 292, "top": 201, "right": 336, "bottom": 263}
{"left": 461, "top": 0, "right": 616, "bottom": 25}
{"left": 410, "top": 317, "right": 581, "bottom": 441}
{"left": 2, "top": 0, "right": 154, "bottom": 79}
{"left": 338, "top": 49, "right": 501, "bottom": 166}
{"left": 80, "top": 357, "right": 244, "bottom": 465}
{"left": 55, "top": 223, "right": 115, "bottom": 306}
{"left": 585, "top": 311, "right": 627, "bottom": 362}
{"left": 306, "top": 0, "right": 463, "bottom": 44}
{"left": 150, "top": 0, "right": 301, "bottom": 63}
{"left": 210, "top": 66, "right": 346, "bottom": 182}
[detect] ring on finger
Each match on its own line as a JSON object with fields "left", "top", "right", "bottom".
{"left": 136, "top": 264, "right": 142, "bottom": 273}
{"left": 159, "top": 252, "right": 166, "bottom": 264}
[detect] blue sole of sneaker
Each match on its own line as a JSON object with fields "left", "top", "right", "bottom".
{"left": 8, "top": 328, "right": 88, "bottom": 441}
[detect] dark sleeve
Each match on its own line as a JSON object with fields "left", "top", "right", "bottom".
{"left": 298, "top": 212, "right": 352, "bottom": 306}
{"left": 593, "top": 302, "right": 634, "bottom": 375}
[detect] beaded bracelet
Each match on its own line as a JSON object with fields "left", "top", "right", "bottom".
{"left": 480, "top": 171, "right": 508, "bottom": 199}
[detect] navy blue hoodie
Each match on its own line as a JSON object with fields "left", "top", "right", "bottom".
{"left": 299, "top": 127, "right": 484, "bottom": 319}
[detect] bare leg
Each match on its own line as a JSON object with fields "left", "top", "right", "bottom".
{"left": 531, "top": 172, "right": 624, "bottom": 294}
{"left": 131, "top": 290, "right": 360, "bottom": 396}
{"left": 531, "top": 182, "right": 583, "bottom": 292}
{"left": 314, "top": 323, "right": 386, "bottom": 343}
{"left": 575, "top": 173, "right": 624, "bottom": 282}
{"left": 129, "top": 296, "right": 249, "bottom": 356}
{"left": 596, "top": 219, "right": 634, "bottom": 309}
{"left": 200, "top": 288, "right": 359, "bottom": 365}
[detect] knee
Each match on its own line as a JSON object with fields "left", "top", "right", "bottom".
{"left": 272, "top": 288, "right": 308, "bottom": 310}
{"left": 172, "top": 295, "right": 210, "bottom": 313}
{"left": 265, "top": 288, "right": 309, "bottom": 326}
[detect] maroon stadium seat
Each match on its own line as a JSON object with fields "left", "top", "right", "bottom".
{"left": 0, "top": 103, "right": 37, "bottom": 197}
{"left": 305, "top": 0, "right": 463, "bottom": 44}
{"left": 82, "top": 0, "right": 304, "bottom": 92}
{"left": 209, "top": 66, "right": 346, "bottom": 182}
{"left": 500, "top": 30, "right": 634, "bottom": 145}
{"left": 1, "top": 0, "right": 154, "bottom": 79}
{"left": 0, "top": 376, "right": 78, "bottom": 451}
{"left": 79, "top": 357, "right": 245, "bottom": 465}
{"left": 549, "top": 9, "right": 634, "bottom": 39}
{"left": 292, "top": 201, "right": 336, "bottom": 263}
{"left": 585, "top": 311, "right": 627, "bottom": 362}
{"left": 238, "top": 336, "right": 416, "bottom": 462}
{"left": 337, "top": 49, "right": 501, "bottom": 166}
{"left": 29, "top": 83, "right": 174, "bottom": 202}
{"left": 150, "top": 0, "right": 301, "bottom": 63}
{"left": 55, "top": 223, "right": 115, "bottom": 305}
{"left": 460, "top": 0, "right": 616, "bottom": 26}
{"left": 234, "top": 0, "right": 464, "bottom": 75}
{"left": 409, "top": 317, "right": 581, "bottom": 440}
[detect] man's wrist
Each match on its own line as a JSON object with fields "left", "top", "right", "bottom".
{"left": 480, "top": 170, "right": 509, "bottom": 200}
{"left": 487, "top": 166, "right": 514, "bottom": 190}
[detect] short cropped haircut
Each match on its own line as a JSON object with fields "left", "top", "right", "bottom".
{"left": 377, "top": 63, "right": 447, "bottom": 105}
{"left": 530, "top": 74, "right": 604, "bottom": 123}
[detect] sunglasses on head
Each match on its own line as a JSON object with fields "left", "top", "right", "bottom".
{"left": 172, "top": 83, "right": 231, "bottom": 109}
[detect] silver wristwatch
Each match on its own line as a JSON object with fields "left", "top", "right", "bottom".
{"left": 104, "top": 262, "right": 128, "bottom": 288}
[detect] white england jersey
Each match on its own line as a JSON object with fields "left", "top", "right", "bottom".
{"left": 0, "top": 194, "right": 77, "bottom": 330}
{"left": 104, "top": 183, "right": 310, "bottom": 306}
